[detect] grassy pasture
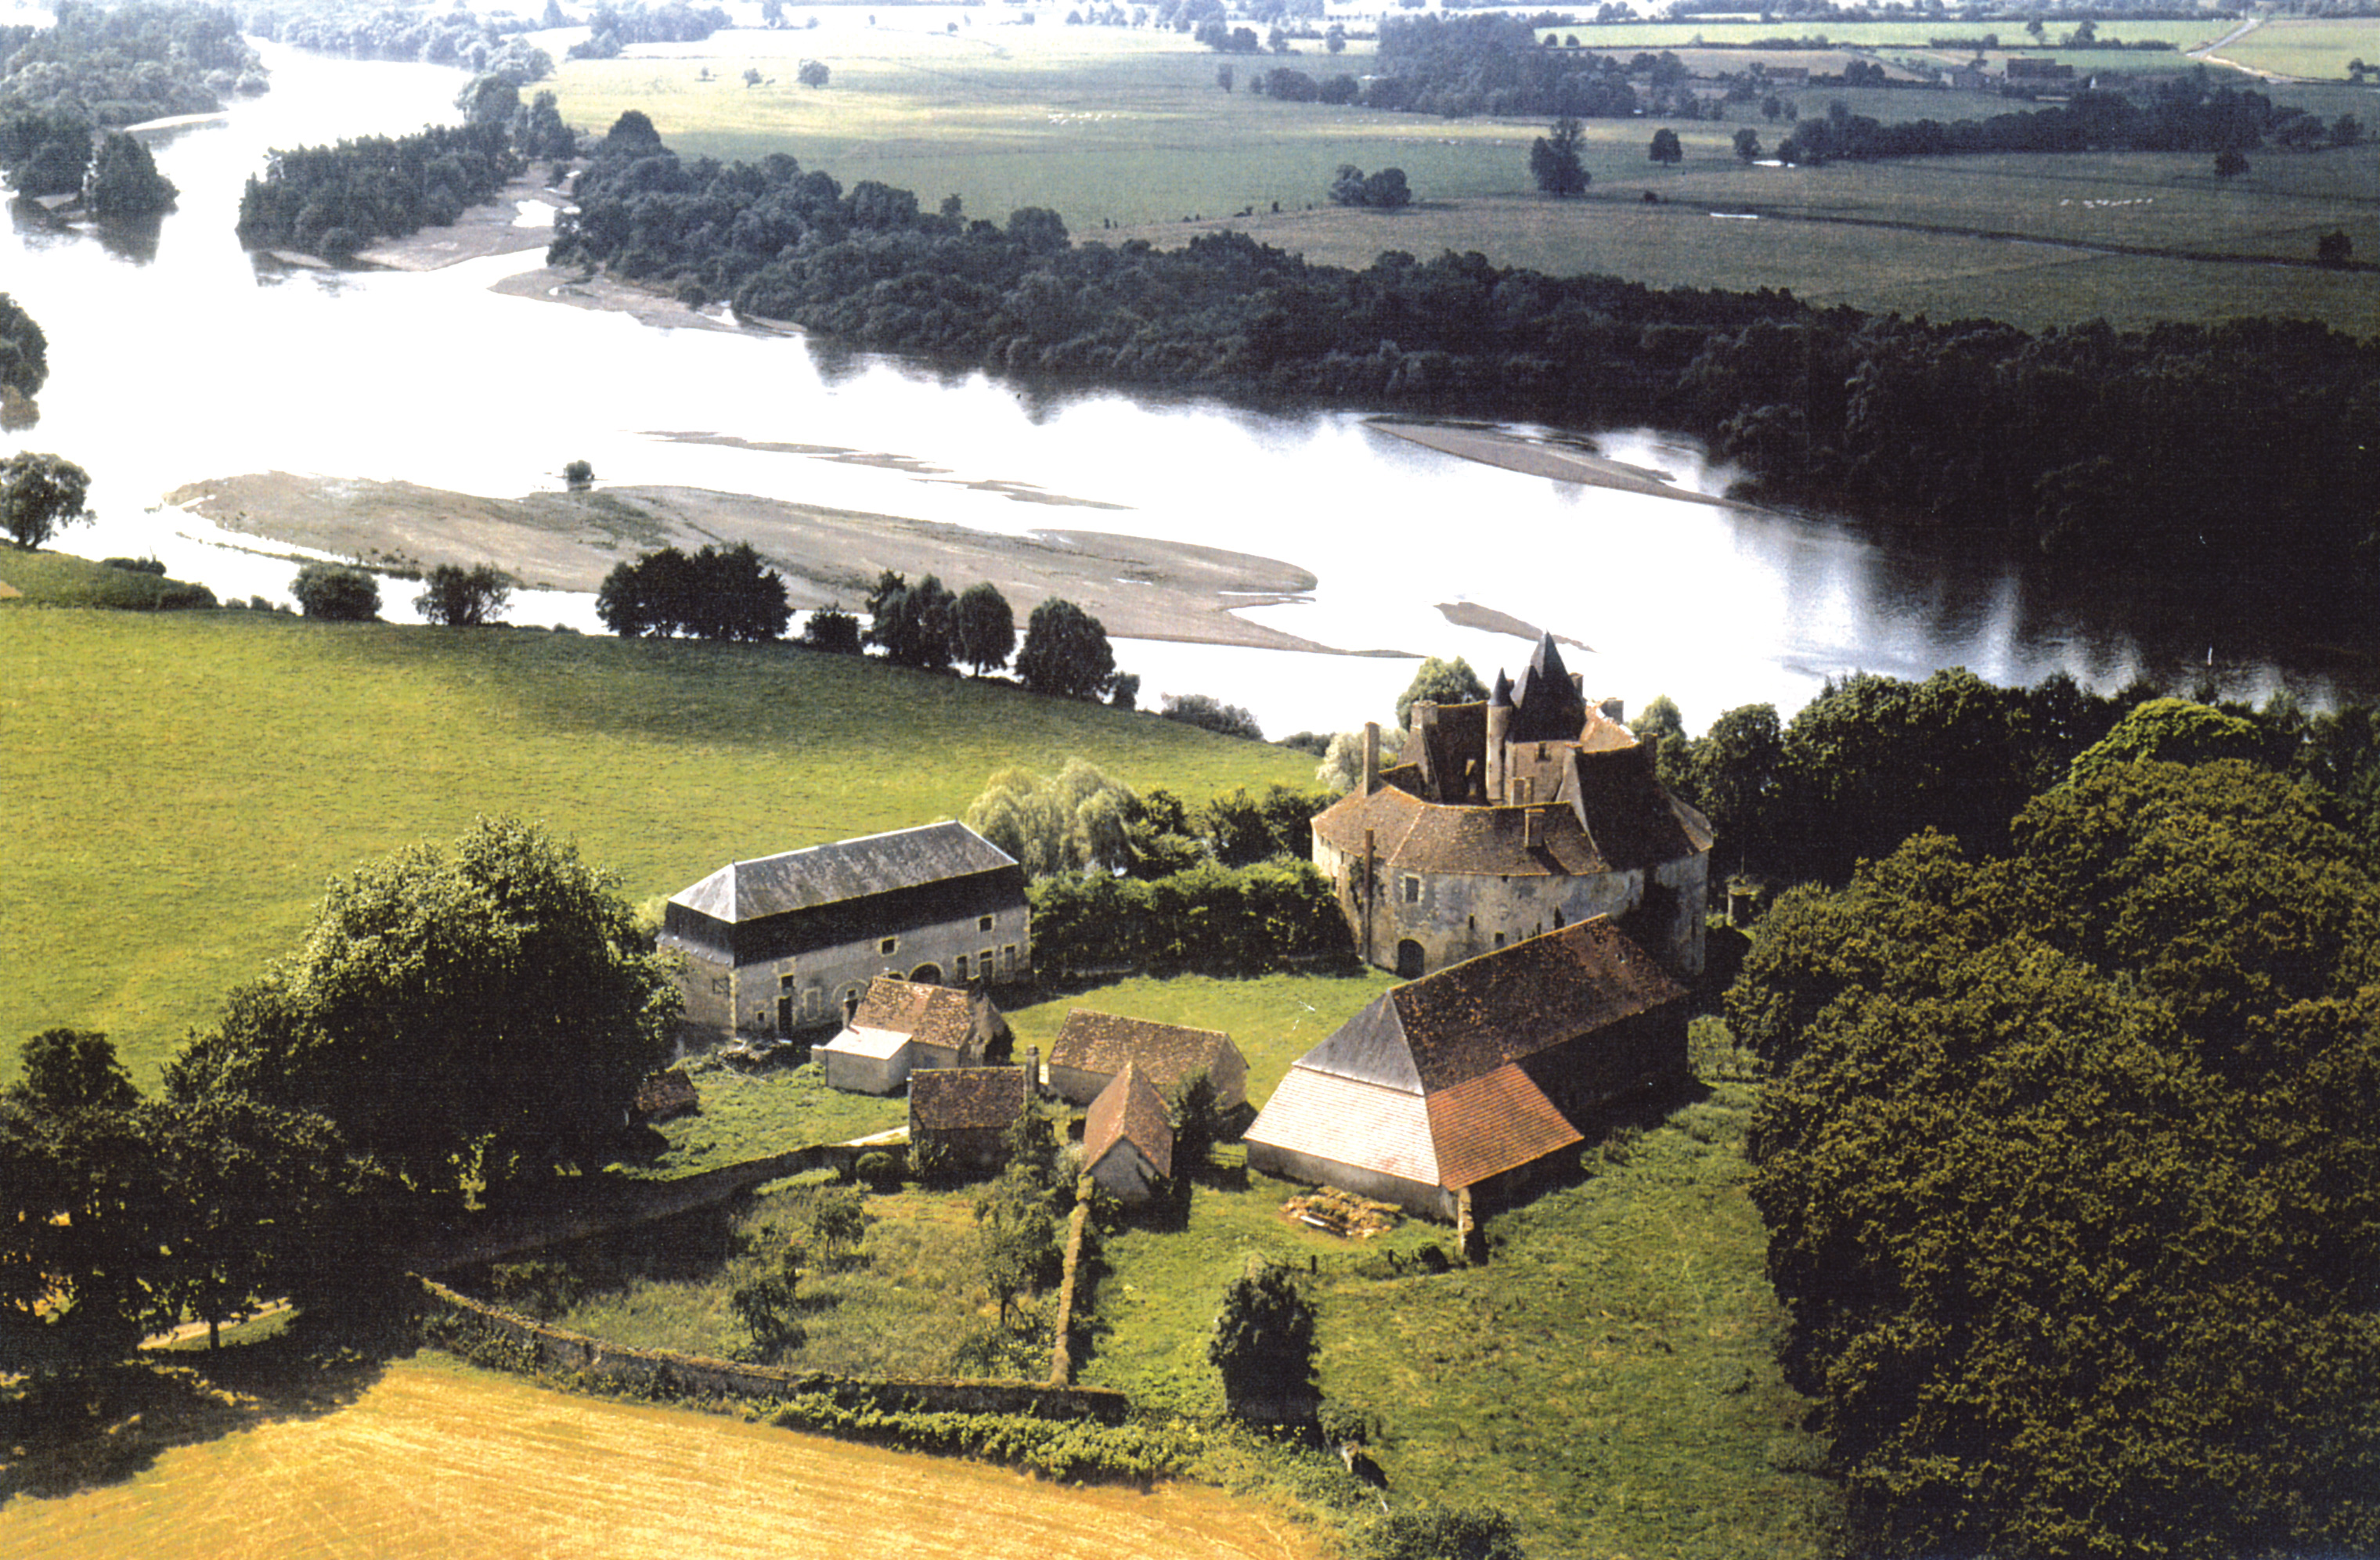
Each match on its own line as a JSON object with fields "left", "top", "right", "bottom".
{"left": 0, "top": 1350, "right": 1318, "bottom": 1559}
{"left": 1536, "top": 19, "right": 2237, "bottom": 52}
{"left": 2213, "top": 18, "right": 2380, "bottom": 80}
{"left": 538, "top": 1180, "right": 1008, "bottom": 1377}
{"left": 0, "top": 607, "right": 1311, "bottom": 1087}
{"left": 0, "top": 549, "right": 216, "bottom": 610}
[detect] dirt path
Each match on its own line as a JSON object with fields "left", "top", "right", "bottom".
{"left": 0, "top": 1353, "right": 1321, "bottom": 1560}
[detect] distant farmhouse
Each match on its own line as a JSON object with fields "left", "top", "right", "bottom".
{"left": 661, "top": 822, "right": 1030, "bottom": 1049}
{"left": 816, "top": 975, "right": 1013, "bottom": 1095}
{"left": 1046, "top": 1010, "right": 1250, "bottom": 1116}
{"left": 1245, "top": 917, "right": 1688, "bottom": 1224}
{"left": 1311, "top": 634, "right": 1713, "bottom": 982}
{"left": 910, "top": 1062, "right": 1035, "bottom": 1174}
{"left": 1081, "top": 1061, "right": 1174, "bottom": 1204}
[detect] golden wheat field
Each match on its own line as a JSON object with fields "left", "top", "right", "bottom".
{"left": 0, "top": 1353, "right": 1319, "bottom": 1560}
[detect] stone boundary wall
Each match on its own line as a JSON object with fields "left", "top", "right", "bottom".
{"left": 1045, "top": 1176, "right": 1097, "bottom": 1385}
{"left": 418, "top": 1276, "right": 1130, "bottom": 1421}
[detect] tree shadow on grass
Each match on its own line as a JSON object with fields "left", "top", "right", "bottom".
{"left": 0, "top": 1319, "right": 396, "bottom": 1508}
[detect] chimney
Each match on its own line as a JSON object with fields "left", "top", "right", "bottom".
{"left": 1599, "top": 697, "right": 1625, "bottom": 723}
{"left": 1025, "top": 1046, "right": 1040, "bottom": 1097}
{"left": 1362, "top": 721, "right": 1380, "bottom": 795}
{"left": 1524, "top": 808, "right": 1543, "bottom": 850}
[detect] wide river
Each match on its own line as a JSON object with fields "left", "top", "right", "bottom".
{"left": 1, "top": 40, "right": 2349, "bottom": 737}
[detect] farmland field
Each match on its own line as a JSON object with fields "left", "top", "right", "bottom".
{"left": 0, "top": 607, "right": 1312, "bottom": 1086}
{"left": 2209, "top": 17, "right": 2380, "bottom": 80}
{"left": 0, "top": 1350, "right": 1319, "bottom": 1560}
{"left": 537, "top": 21, "right": 2380, "bottom": 332}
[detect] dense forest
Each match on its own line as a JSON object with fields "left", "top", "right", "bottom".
{"left": 234, "top": 0, "right": 553, "bottom": 81}
{"left": 546, "top": 121, "right": 2380, "bottom": 604}
{"left": 0, "top": 1, "right": 265, "bottom": 126}
{"left": 1775, "top": 77, "right": 2360, "bottom": 163}
{"left": 235, "top": 119, "right": 519, "bottom": 254}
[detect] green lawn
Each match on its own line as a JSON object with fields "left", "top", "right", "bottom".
{"left": 0, "top": 548, "right": 218, "bottom": 610}
{"left": 2214, "top": 17, "right": 2380, "bottom": 80}
{"left": 628, "top": 1060, "right": 908, "bottom": 1179}
{"left": 0, "top": 607, "right": 1311, "bottom": 1086}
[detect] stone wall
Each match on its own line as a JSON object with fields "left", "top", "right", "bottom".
{"left": 1045, "top": 1178, "right": 1097, "bottom": 1386}
{"left": 418, "top": 1276, "right": 1129, "bottom": 1422}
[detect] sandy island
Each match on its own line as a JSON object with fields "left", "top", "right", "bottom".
{"left": 164, "top": 472, "right": 1354, "bottom": 652}
{"left": 199, "top": 183, "right": 1729, "bottom": 653}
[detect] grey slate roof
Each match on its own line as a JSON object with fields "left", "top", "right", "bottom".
{"left": 672, "top": 823, "right": 1018, "bottom": 923}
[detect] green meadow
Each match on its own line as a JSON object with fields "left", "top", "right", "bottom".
{"left": 0, "top": 604, "right": 1314, "bottom": 1088}
{"left": 2212, "top": 17, "right": 2380, "bottom": 80}
{"left": 536, "top": 20, "right": 2380, "bottom": 333}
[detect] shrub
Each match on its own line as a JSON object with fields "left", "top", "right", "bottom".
{"left": 1161, "top": 692, "right": 1264, "bottom": 741}
{"left": 290, "top": 562, "right": 380, "bottom": 621}
{"left": 855, "top": 1151, "right": 902, "bottom": 1191}
{"left": 101, "top": 556, "right": 165, "bottom": 575}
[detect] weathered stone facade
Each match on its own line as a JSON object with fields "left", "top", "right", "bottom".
{"left": 662, "top": 823, "right": 1031, "bottom": 1050}
{"left": 1310, "top": 635, "right": 1713, "bottom": 982}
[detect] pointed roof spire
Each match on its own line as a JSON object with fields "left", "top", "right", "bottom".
{"left": 1491, "top": 668, "right": 1513, "bottom": 708}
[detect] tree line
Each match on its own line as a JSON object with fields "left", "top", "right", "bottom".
{"left": 235, "top": 120, "right": 521, "bottom": 257}
{"left": 234, "top": 0, "right": 554, "bottom": 83}
{"left": 0, "top": 1, "right": 266, "bottom": 128}
{"left": 1772, "top": 76, "right": 2361, "bottom": 164}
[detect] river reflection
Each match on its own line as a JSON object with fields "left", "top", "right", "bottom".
{"left": 0, "top": 40, "right": 2352, "bottom": 738}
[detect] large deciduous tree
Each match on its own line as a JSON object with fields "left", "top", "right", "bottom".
{"left": 1014, "top": 596, "right": 1116, "bottom": 701}
{"left": 85, "top": 130, "right": 177, "bottom": 220}
{"left": 864, "top": 569, "right": 957, "bottom": 670}
{"left": 1740, "top": 760, "right": 2380, "bottom": 1558}
{"left": 1394, "top": 655, "right": 1487, "bottom": 728}
{"left": 291, "top": 561, "right": 381, "bottom": 621}
{"left": 1210, "top": 1263, "right": 1318, "bottom": 1419}
{"left": 596, "top": 543, "right": 788, "bottom": 640}
{"left": 0, "top": 291, "right": 47, "bottom": 401}
{"left": 168, "top": 817, "right": 679, "bottom": 1198}
{"left": 1648, "top": 126, "right": 1683, "bottom": 164}
{"left": 0, "top": 452, "right": 90, "bottom": 549}
{"left": 952, "top": 580, "right": 1015, "bottom": 676}
{"left": 414, "top": 562, "right": 512, "bottom": 625}
{"left": 1530, "top": 114, "right": 1588, "bottom": 194}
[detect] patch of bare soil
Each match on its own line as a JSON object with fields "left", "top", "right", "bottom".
{"left": 163, "top": 473, "right": 1341, "bottom": 652}
{"left": 1370, "top": 419, "right": 1731, "bottom": 506}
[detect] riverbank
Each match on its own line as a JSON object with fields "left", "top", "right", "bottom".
{"left": 163, "top": 471, "right": 1339, "bottom": 651}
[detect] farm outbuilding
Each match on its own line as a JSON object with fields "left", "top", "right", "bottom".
{"left": 815, "top": 976, "right": 1012, "bottom": 1095}
{"left": 1245, "top": 917, "right": 1687, "bottom": 1223}
{"left": 909, "top": 1062, "right": 1035, "bottom": 1174}
{"left": 1046, "top": 1009, "right": 1249, "bottom": 1114}
{"left": 1081, "top": 1061, "right": 1174, "bottom": 1204}
{"left": 660, "top": 821, "right": 1030, "bottom": 1050}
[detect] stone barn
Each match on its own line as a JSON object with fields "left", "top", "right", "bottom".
{"left": 661, "top": 821, "right": 1030, "bottom": 1050}
{"left": 1244, "top": 917, "right": 1688, "bottom": 1223}
{"left": 1310, "top": 634, "right": 1712, "bottom": 982}
{"left": 1081, "top": 1061, "right": 1174, "bottom": 1204}
{"left": 1046, "top": 1010, "right": 1249, "bottom": 1115}
{"left": 815, "top": 976, "right": 1012, "bottom": 1095}
{"left": 909, "top": 1064, "right": 1034, "bottom": 1176}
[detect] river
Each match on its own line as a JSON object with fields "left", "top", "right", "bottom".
{"left": 0, "top": 39, "right": 2351, "bottom": 738}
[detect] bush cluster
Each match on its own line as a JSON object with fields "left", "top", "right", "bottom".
{"left": 1028, "top": 859, "right": 1348, "bottom": 978}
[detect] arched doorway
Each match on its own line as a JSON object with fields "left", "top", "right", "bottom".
{"left": 909, "top": 962, "right": 943, "bottom": 986}
{"left": 1396, "top": 939, "right": 1426, "bottom": 979}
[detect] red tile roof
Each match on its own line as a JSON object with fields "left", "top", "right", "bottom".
{"left": 1083, "top": 1061, "right": 1174, "bottom": 1181}
{"left": 908, "top": 1066, "right": 1030, "bottom": 1132}
{"left": 1049, "top": 1010, "right": 1246, "bottom": 1102}
{"left": 853, "top": 976, "right": 978, "bottom": 1056}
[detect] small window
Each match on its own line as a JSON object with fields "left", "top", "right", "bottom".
{"left": 979, "top": 914, "right": 995, "bottom": 933}
{"left": 955, "top": 954, "right": 970, "bottom": 982}
{"left": 779, "top": 972, "right": 795, "bottom": 992}
{"left": 1494, "top": 931, "right": 1506, "bottom": 949}
{"left": 879, "top": 935, "right": 898, "bottom": 957}
{"left": 804, "top": 986, "right": 821, "bottom": 1018}
{"left": 1002, "top": 944, "right": 1017, "bottom": 973}
{"left": 1401, "top": 874, "right": 1421, "bottom": 904}
{"left": 980, "top": 948, "right": 995, "bottom": 975}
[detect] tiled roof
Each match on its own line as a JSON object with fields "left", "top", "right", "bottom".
{"left": 1423, "top": 1063, "right": 1583, "bottom": 1188}
{"left": 1083, "top": 1062, "right": 1174, "bottom": 1180}
{"left": 909, "top": 1066, "right": 1030, "bottom": 1132}
{"left": 672, "top": 823, "right": 1017, "bottom": 924}
{"left": 1509, "top": 632, "right": 1587, "bottom": 743}
{"left": 1049, "top": 1010, "right": 1242, "bottom": 1093}
{"left": 1387, "top": 917, "right": 1687, "bottom": 1093}
{"left": 1246, "top": 1068, "right": 1441, "bottom": 1187}
{"left": 1311, "top": 744, "right": 1709, "bottom": 875}
{"left": 853, "top": 976, "right": 977, "bottom": 1055}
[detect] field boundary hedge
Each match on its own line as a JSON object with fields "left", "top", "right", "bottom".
{"left": 1046, "top": 1177, "right": 1097, "bottom": 1386}
{"left": 417, "top": 1275, "right": 1130, "bottom": 1422}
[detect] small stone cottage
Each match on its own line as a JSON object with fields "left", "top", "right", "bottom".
{"left": 815, "top": 976, "right": 1012, "bottom": 1095}
{"left": 1081, "top": 1061, "right": 1174, "bottom": 1204}
{"left": 1245, "top": 917, "right": 1687, "bottom": 1223}
{"left": 909, "top": 1063, "right": 1034, "bottom": 1175}
{"left": 1046, "top": 1010, "right": 1250, "bottom": 1115}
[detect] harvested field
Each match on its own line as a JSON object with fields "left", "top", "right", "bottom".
{"left": 0, "top": 1352, "right": 1318, "bottom": 1560}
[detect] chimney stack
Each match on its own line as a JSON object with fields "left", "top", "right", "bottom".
{"left": 1362, "top": 721, "right": 1380, "bottom": 795}
{"left": 1025, "top": 1046, "right": 1041, "bottom": 1097}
